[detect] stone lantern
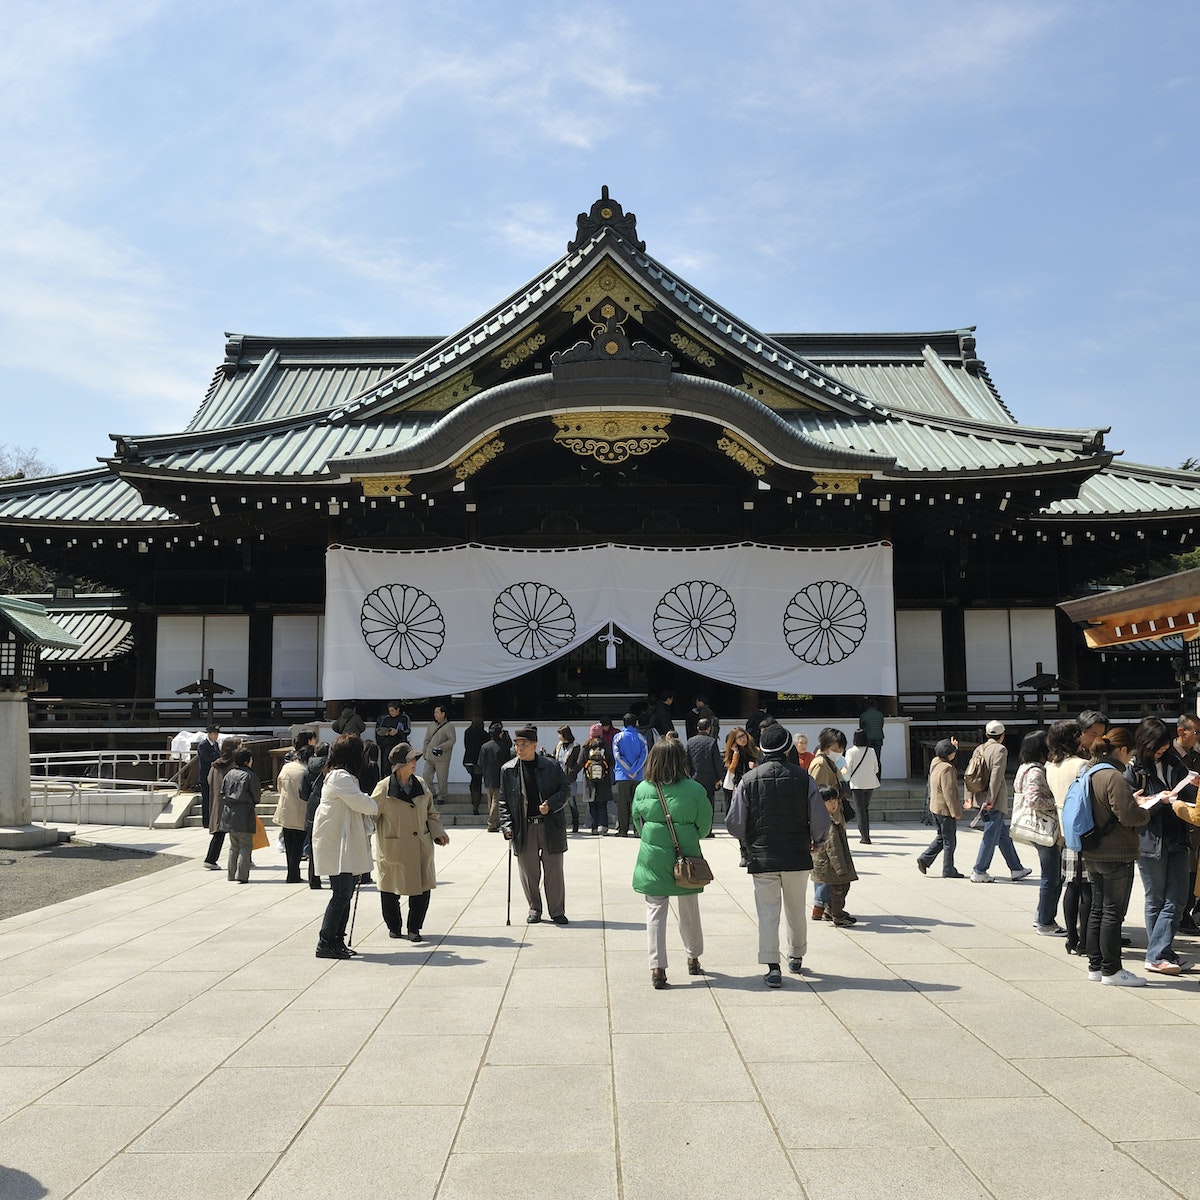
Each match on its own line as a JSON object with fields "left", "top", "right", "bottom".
{"left": 0, "top": 596, "right": 81, "bottom": 849}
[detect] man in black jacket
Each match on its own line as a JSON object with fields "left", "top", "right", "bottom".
{"left": 499, "top": 726, "right": 570, "bottom": 925}
{"left": 196, "top": 725, "right": 221, "bottom": 827}
{"left": 685, "top": 718, "right": 724, "bottom": 835}
{"left": 726, "top": 721, "right": 830, "bottom": 987}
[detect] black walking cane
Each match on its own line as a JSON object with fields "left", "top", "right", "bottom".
{"left": 347, "top": 874, "right": 363, "bottom": 948}
{"left": 505, "top": 836, "right": 513, "bottom": 926}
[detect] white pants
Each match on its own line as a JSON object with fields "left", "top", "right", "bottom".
{"left": 752, "top": 870, "right": 810, "bottom": 964}
{"left": 645, "top": 893, "right": 704, "bottom": 970}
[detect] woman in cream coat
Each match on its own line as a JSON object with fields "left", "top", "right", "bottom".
{"left": 312, "top": 735, "right": 378, "bottom": 959}
{"left": 373, "top": 742, "right": 449, "bottom": 942}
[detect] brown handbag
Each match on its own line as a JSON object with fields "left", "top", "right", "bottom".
{"left": 655, "top": 784, "right": 714, "bottom": 889}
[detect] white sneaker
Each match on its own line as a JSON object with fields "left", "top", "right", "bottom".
{"left": 1011, "top": 867, "right": 1033, "bottom": 881}
{"left": 1087, "top": 968, "right": 1103, "bottom": 981}
{"left": 1035, "top": 924, "right": 1067, "bottom": 936}
{"left": 970, "top": 871, "right": 996, "bottom": 883}
{"left": 1101, "top": 969, "right": 1146, "bottom": 987}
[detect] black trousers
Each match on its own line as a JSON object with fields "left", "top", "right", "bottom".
{"left": 281, "top": 827, "right": 305, "bottom": 882}
{"left": 381, "top": 889, "right": 431, "bottom": 935}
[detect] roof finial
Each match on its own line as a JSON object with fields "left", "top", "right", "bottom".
{"left": 568, "top": 186, "right": 645, "bottom": 253}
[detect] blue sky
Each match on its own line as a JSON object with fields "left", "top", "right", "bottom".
{"left": 1, "top": 0, "right": 1196, "bottom": 476}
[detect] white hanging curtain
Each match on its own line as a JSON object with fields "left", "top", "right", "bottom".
{"left": 322, "top": 542, "right": 896, "bottom": 698}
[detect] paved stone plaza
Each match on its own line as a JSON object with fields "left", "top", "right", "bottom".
{"left": 1, "top": 821, "right": 1199, "bottom": 1199}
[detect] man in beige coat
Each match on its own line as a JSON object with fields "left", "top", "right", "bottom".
{"left": 421, "top": 705, "right": 456, "bottom": 801}
{"left": 970, "top": 720, "right": 1032, "bottom": 883}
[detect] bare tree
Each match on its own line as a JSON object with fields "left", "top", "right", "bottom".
{"left": 0, "top": 445, "right": 57, "bottom": 592}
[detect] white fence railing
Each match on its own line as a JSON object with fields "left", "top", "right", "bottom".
{"left": 28, "top": 750, "right": 189, "bottom": 828}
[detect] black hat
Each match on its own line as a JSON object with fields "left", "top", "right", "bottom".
{"left": 759, "top": 721, "right": 791, "bottom": 754}
{"left": 934, "top": 738, "right": 956, "bottom": 760}
{"left": 205, "top": 724, "right": 220, "bottom": 733}
{"left": 513, "top": 725, "right": 538, "bottom": 742}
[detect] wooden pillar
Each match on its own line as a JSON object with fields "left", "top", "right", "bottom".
{"left": 464, "top": 689, "right": 484, "bottom": 725}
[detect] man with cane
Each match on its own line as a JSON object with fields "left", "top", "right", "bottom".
{"left": 499, "top": 726, "right": 571, "bottom": 925}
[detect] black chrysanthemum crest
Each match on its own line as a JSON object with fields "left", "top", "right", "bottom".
{"left": 653, "top": 581, "right": 736, "bottom": 661}
{"left": 361, "top": 584, "right": 446, "bottom": 670}
{"left": 783, "top": 581, "right": 867, "bottom": 665}
{"left": 493, "top": 582, "right": 577, "bottom": 660}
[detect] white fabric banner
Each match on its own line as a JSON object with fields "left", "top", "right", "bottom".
{"left": 322, "top": 542, "right": 896, "bottom": 698}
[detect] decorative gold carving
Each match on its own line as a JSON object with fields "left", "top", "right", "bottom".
{"left": 496, "top": 330, "right": 547, "bottom": 370}
{"left": 739, "top": 370, "right": 815, "bottom": 410}
{"left": 400, "top": 370, "right": 481, "bottom": 413}
{"left": 453, "top": 438, "right": 505, "bottom": 481}
{"left": 669, "top": 331, "right": 718, "bottom": 369}
{"left": 716, "top": 430, "right": 767, "bottom": 477}
{"left": 553, "top": 412, "right": 669, "bottom": 464}
{"left": 559, "top": 267, "right": 656, "bottom": 325}
{"left": 810, "top": 472, "right": 870, "bottom": 495}
{"left": 356, "top": 475, "right": 412, "bottom": 497}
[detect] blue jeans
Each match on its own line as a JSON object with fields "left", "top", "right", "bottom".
{"left": 1035, "top": 842, "right": 1063, "bottom": 927}
{"left": 1138, "top": 845, "right": 1191, "bottom": 964}
{"left": 318, "top": 872, "right": 357, "bottom": 950}
{"left": 973, "top": 808, "right": 1024, "bottom": 874}
{"left": 813, "top": 882, "right": 831, "bottom": 906}
{"left": 1085, "top": 859, "right": 1135, "bottom": 976}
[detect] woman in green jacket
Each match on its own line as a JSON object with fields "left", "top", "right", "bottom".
{"left": 632, "top": 737, "right": 712, "bottom": 989}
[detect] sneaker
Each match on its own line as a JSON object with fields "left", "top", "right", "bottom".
{"left": 202, "top": 861, "right": 220, "bottom": 871}
{"left": 1101, "top": 969, "right": 1146, "bottom": 987}
{"left": 1035, "top": 924, "right": 1067, "bottom": 936}
{"left": 1087, "top": 968, "right": 1103, "bottom": 981}
{"left": 916, "top": 859, "right": 929, "bottom": 875}
{"left": 787, "top": 957, "right": 803, "bottom": 973}
{"left": 1010, "top": 867, "right": 1033, "bottom": 881}
{"left": 1146, "top": 960, "right": 1181, "bottom": 975}
{"left": 763, "top": 965, "right": 782, "bottom": 988}
{"left": 970, "top": 871, "right": 996, "bottom": 883}
{"left": 598, "top": 827, "right": 609, "bottom": 836}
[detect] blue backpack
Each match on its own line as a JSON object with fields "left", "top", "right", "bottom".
{"left": 1061, "top": 762, "right": 1119, "bottom": 852}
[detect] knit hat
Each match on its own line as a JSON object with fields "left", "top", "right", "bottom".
{"left": 759, "top": 721, "right": 791, "bottom": 754}
{"left": 589, "top": 722, "right": 604, "bottom": 739}
{"left": 934, "top": 738, "right": 956, "bottom": 760}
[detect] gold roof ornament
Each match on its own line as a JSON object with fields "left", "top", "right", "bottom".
{"left": 553, "top": 413, "right": 670, "bottom": 464}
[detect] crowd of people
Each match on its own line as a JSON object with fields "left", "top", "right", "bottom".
{"left": 196, "top": 697, "right": 1199, "bottom": 992}
{"left": 918, "top": 710, "right": 1200, "bottom": 988}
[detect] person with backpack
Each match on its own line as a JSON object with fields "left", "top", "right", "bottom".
{"left": 1073, "top": 732, "right": 1158, "bottom": 986}
{"left": 968, "top": 721, "right": 1032, "bottom": 883}
{"left": 1046, "top": 719, "right": 1091, "bottom": 954}
{"left": 581, "top": 723, "right": 614, "bottom": 834}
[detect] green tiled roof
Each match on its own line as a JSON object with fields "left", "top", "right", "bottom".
{"left": 0, "top": 597, "right": 82, "bottom": 650}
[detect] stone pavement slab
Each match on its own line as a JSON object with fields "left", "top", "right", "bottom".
{"left": 0, "top": 820, "right": 1197, "bottom": 1198}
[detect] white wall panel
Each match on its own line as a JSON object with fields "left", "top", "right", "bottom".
{"left": 896, "top": 610, "right": 944, "bottom": 695}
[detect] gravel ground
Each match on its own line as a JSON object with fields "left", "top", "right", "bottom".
{"left": 0, "top": 842, "right": 186, "bottom": 921}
